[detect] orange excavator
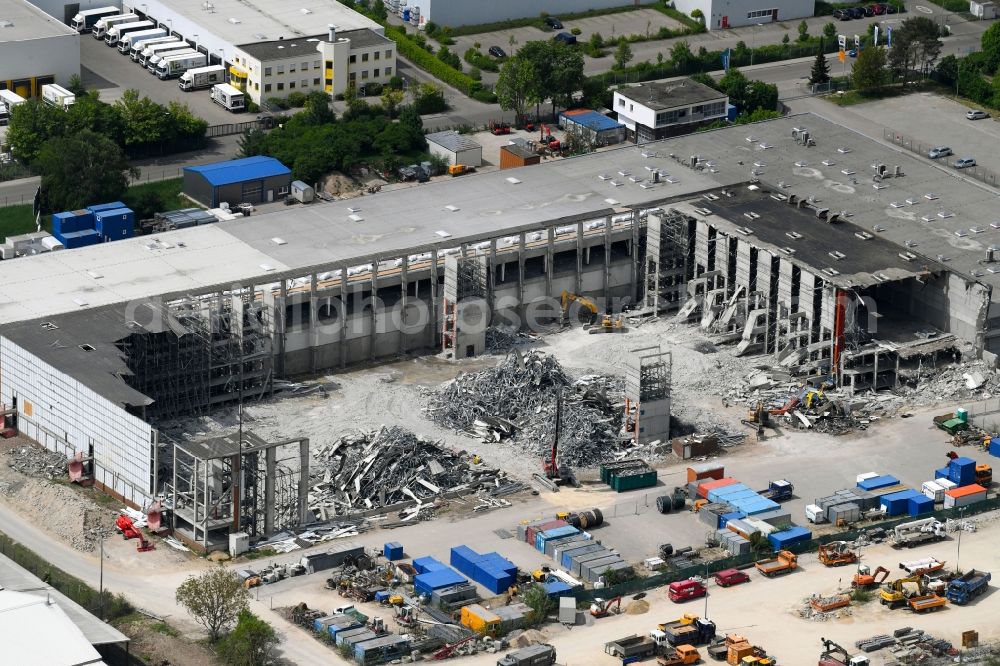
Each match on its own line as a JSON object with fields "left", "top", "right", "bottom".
{"left": 115, "top": 514, "right": 154, "bottom": 552}
{"left": 852, "top": 565, "right": 890, "bottom": 589}
{"left": 590, "top": 596, "right": 623, "bottom": 618}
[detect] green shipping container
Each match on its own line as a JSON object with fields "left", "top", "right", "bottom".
{"left": 611, "top": 470, "right": 658, "bottom": 492}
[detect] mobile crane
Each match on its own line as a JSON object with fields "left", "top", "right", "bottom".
{"left": 542, "top": 389, "right": 577, "bottom": 487}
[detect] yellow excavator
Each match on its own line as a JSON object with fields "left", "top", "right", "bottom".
{"left": 560, "top": 290, "right": 627, "bottom": 334}
{"left": 879, "top": 572, "right": 925, "bottom": 608}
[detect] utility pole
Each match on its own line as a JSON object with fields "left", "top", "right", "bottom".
{"left": 98, "top": 537, "right": 104, "bottom": 621}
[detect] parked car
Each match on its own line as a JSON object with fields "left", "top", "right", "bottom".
{"left": 885, "top": 3, "right": 898, "bottom": 12}
{"left": 848, "top": 49, "right": 858, "bottom": 58}
{"left": 833, "top": 9, "right": 851, "bottom": 19}
{"left": 714, "top": 569, "right": 751, "bottom": 587}
{"left": 928, "top": 146, "right": 953, "bottom": 159}
{"left": 544, "top": 16, "right": 563, "bottom": 29}
{"left": 863, "top": 4, "right": 875, "bottom": 15}
{"left": 849, "top": 7, "right": 865, "bottom": 18}
{"left": 553, "top": 31, "right": 577, "bottom": 45}
{"left": 488, "top": 45, "right": 506, "bottom": 58}
{"left": 954, "top": 157, "right": 977, "bottom": 169}
{"left": 967, "top": 109, "right": 990, "bottom": 120}
{"left": 871, "top": 3, "right": 886, "bottom": 13}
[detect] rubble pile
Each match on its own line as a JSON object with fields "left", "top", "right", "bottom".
{"left": 309, "top": 425, "right": 521, "bottom": 518}
{"left": 895, "top": 359, "right": 1000, "bottom": 406}
{"left": 426, "top": 351, "right": 626, "bottom": 466}
{"left": 484, "top": 327, "right": 537, "bottom": 354}
{"left": 5, "top": 445, "right": 68, "bottom": 479}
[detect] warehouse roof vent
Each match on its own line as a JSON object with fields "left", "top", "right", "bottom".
{"left": 0, "top": 20, "right": 13, "bottom": 28}
{"left": 228, "top": 17, "right": 241, "bottom": 24}
{"left": 79, "top": 344, "right": 95, "bottom": 352}
{"left": 40, "top": 322, "right": 58, "bottom": 331}
{"left": 301, "top": 7, "right": 313, "bottom": 13}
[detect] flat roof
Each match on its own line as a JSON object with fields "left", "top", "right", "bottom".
{"left": 236, "top": 27, "right": 389, "bottom": 60}
{"left": 425, "top": 130, "right": 482, "bottom": 153}
{"left": 561, "top": 109, "right": 625, "bottom": 132}
{"left": 185, "top": 156, "right": 291, "bottom": 186}
{"left": 129, "top": 0, "right": 379, "bottom": 47}
{"left": 0, "top": 0, "right": 78, "bottom": 41}
{"left": 618, "top": 77, "right": 726, "bottom": 111}
{"left": 0, "top": 552, "right": 129, "bottom": 648}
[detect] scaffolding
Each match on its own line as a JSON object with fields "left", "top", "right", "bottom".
{"left": 117, "top": 290, "right": 274, "bottom": 420}
{"left": 624, "top": 345, "right": 672, "bottom": 446}
{"left": 643, "top": 209, "right": 690, "bottom": 313}
{"left": 442, "top": 254, "right": 488, "bottom": 359}
{"left": 169, "top": 431, "right": 309, "bottom": 551}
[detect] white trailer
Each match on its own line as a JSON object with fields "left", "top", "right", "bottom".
{"left": 70, "top": 6, "right": 120, "bottom": 33}
{"left": 118, "top": 28, "right": 166, "bottom": 54}
{"left": 156, "top": 53, "right": 208, "bottom": 80}
{"left": 140, "top": 41, "right": 188, "bottom": 68}
{"left": 147, "top": 48, "right": 197, "bottom": 73}
{"left": 41, "top": 84, "right": 75, "bottom": 109}
{"left": 92, "top": 13, "right": 138, "bottom": 39}
{"left": 130, "top": 35, "right": 175, "bottom": 61}
{"left": 106, "top": 20, "right": 154, "bottom": 46}
{"left": 0, "top": 90, "right": 26, "bottom": 125}
{"left": 179, "top": 65, "right": 227, "bottom": 92}
{"left": 211, "top": 83, "right": 246, "bottom": 112}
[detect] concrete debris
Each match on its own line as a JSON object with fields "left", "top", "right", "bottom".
{"left": 485, "top": 326, "right": 537, "bottom": 354}
{"left": 5, "top": 445, "right": 68, "bottom": 479}
{"left": 163, "top": 536, "right": 190, "bottom": 552}
{"left": 272, "top": 379, "right": 339, "bottom": 396}
{"left": 308, "top": 425, "right": 521, "bottom": 518}
{"left": 426, "top": 351, "right": 626, "bottom": 466}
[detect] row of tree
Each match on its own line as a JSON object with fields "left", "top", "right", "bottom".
{"left": 831, "top": 17, "right": 944, "bottom": 94}
{"left": 494, "top": 40, "right": 587, "bottom": 122}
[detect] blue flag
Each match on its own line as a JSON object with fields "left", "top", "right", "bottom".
{"left": 722, "top": 48, "right": 731, "bottom": 71}
{"left": 886, "top": 26, "right": 893, "bottom": 47}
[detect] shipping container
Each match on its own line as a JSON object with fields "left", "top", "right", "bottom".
{"left": 989, "top": 437, "right": 1000, "bottom": 458}
{"left": 844, "top": 487, "right": 880, "bottom": 511}
{"left": 922, "top": 480, "right": 945, "bottom": 502}
{"left": 536, "top": 525, "right": 578, "bottom": 551}
{"left": 545, "top": 580, "right": 573, "bottom": 598}
{"left": 495, "top": 603, "right": 530, "bottom": 631}
{"left": 753, "top": 509, "right": 792, "bottom": 527}
{"left": 938, "top": 478, "right": 957, "bottom": 490}
{"left": 611, "top": 469, "right": 657, "bottom": 492}
{"left": 719, "top": 511, "right": 745, "bottom": 527}
{"left": 826, "top": 501, "right": 861, "bottom": 524}
{"left": 869, "top": 484, "right": 908, "bottom": 498}
{"left": 935, "top": 466, "right": 950, "bottom": 480}
{"left": 560, "top": 543, "right": 604, "bottom": 570}
{"left": 697, "top": 477, "right": 738, "bottom": 499}
{"left": 726, "top": 519, "right": 758, "bottom": 539}
{"left": 947, "top": 457, "right": 976, "bottom": 486}
{"left": 908, "top": 494, "right": 934, "bottom": 516}
{"left": 383, "top": 541, "right": 403, "bottom": 561}
{"left": 450, "top": 545, "right": 478, "bottom": 575}
{"left": 582, "top": 557, "right": 626, "bottom": 583}
{"left": 461, "top": 604, "right": 501, "bottom": 633}
{"left": 414, "top": 568, "right": 467, "bottom": 596}
{"left": 767, "top": 526, "right": 811, "bottom": 550}
{"left": 944, "top": 483, "right": 988, "bottom": 508}
{"left": 570, "top": 550, "right": 612, "bottom": 577}
{"left": 686, "top": 463, "right": 724, "bottom": 483}
{"left": 857, "top": 474, "right": 900, "bottom": 491}
{"left": 856, "top": 472, "right": 879, "bottom": 484}
{"left": 354, "top": 635, "right": 410, "bottom": 665}
{"left": 58, "top": 229, "right": 101, "bottom": 249}
{"left": 544, "top": 534, "right": 584, "bottom": 558}
{"left": 881, "top": 489, "right": 922, "bottom": 516}
{"left": 413, "top": 556, "right": 448, "bottom": 574}
{"left": 552, "top": 537, "right": 591, "bottom": 564}
{"left": 335, "top": 627, "right": 372, "bottom": 647}
{"left": 94, "top": 207, "right": 135, "bottom": 241}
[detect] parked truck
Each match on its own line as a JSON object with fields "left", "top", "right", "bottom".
{"left": 69, "top": 6, "right": 119, "bottom": 33}
{"left": 210, "top": 83, "right": 246, "bottom": 112}
{"left": 141, "top": 42, "right": 189, "bottom": 69}
{"left": 758, "top": 479, "right": 794, "bottom": 502}
{"left": 0, "top": 89, "right": 26, "bottom": 126}
{"left": 653, "top": 614, "right": 717, "bottom": 647}
{"left": 106, "top": 20, "right": 154, "bottom": 47}
{"left": 130, "top": 35, "right": 176, "bottom": 61}
{"left": 179, "top": 65, "right": 226, "bottom": 91}
{"left": 41, "top": 84, "right": 75, "bottom": 109}
{"left": 93, "top": 13, "right": 139, "bottom": 39}
{"left": 946, "top": 569, "right": 991, "bottom": 605}
{"left": 118, "top": 28, "right": 167, "bottom": 55}
{"left": 156, "top": 52, "right": 208, "bottom": 80}
{"left": 657, "top": 645, "right": 700, "bottom": 666}
{"left": 754, "top": 550, "right": 798, "bottom": 577}
{"left": 496, "top": 644, "right": 556, "bottom": 666}
{"left": 604, "top": 634, "right": 657, "bottom": 660}
{"left": 892, "top": 518, "right": 947, "bottom": 549}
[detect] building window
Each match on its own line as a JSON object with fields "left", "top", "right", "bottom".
{"left": 325, "top": 78, "right": 333, "bottom": 86}
{"left": 289, "top": 81, "right": 295, "bottom": 89}
{"left": 254, "top": 82, "right": 259, "bottom": 91}
{"left": 302, "top": 61, "right": 309, "bottom": 70}
{"left": 290, "top": 64, "right": 296, "bottom": 72}
{"left": 265, "top": 67, "right": 272, "bottom": 76}
{"left": 361, "top": 70, "right": 368, "bottom": 79}
{"left": 384, "top": 67, "right": 391, "bottom": 75}
{"left": 277, "top": 65, "right": 284, "bottom": 74}
{"left": 265, "top": 83, "right": 272, "bottom": 92}
{"left": 349, "top": 72, "right": 356, "bottom": 81}
{"left": 277, "top": 82, "right": 284, "bottom": 90}
{"left": 325, "top": 60, "right": 332, "bottom": 69}
{"left": 385, "top": 49, "right": 391, "bottom": 58}
{"left": 618, "top": 98, "right": 624, "bottom": 107}
{"left": 629, "top": 104, "right": 633, "bottom": 111}
{"left": 747, "top": 8, "right": 776, "bottom": 18}
{"left": 277, "top": 184, "right": 290, "bottom": 196}
{"left": 349, "top": 54, "right": 356, "bottom": 63}
{"left": 313, "top": 77, "right": 320, "bottom": 85}
{"left": 374, "top": 68, "right": 380, "bottom": 77}
{"left": 302, "top": 79, "right": 308, "bottom": 87}
{"left": 362, "top": 52, "right": 369, "bottom": 62}
{"left": 374, "top": 51, "right": 380, "bottom": 60}
{"left": 314, "top": 60, "right": 321, "bottom": 69}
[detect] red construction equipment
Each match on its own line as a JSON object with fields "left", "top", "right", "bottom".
{"left": 489, "top": 120, "right": 511, "bottom": 135}
{"left": 115, "top": 514, "right": 154, "bottom": 552}
{"left": 542, "top": 389, "right": 576, "bottom": 486}
{"left": 432, "top": 635, "right": 476, "bottom": 659}
{"left": 590, "top": 595, "right": 623, "bottom": 617}
{"left": 539, "top": 123, "right": 560, "bottom": 151}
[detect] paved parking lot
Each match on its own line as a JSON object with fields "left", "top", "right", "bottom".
{"left": 80, "top": 34, "right": 236, "bottom": 124}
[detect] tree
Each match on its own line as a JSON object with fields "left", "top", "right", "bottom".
{"left": 175, "top": 568, "right": 249, "bottom": 641}
{"left": 613, "top": 38, "right": 633, "bottom": 70}
{"left": 853, "top": 45, "right": 888, "bottom": 94}
{"left": 238, "top": 128, "right": 269, "bottom": 158}
{"left": 797, "top": 20, "right": 809, "bottom": 43}
{"left": 670, "top": 40, "right": 695, "bottom": 73}
{"left": 380, "top": 87, "right": 405, "bottom": 117}
{"left": 888, "top": 17, "right": 942, "bottom": 88}
{"left": 217, "top": 610, "right": 279, "bottom": 666}
{"left": 546, "top": 42, "right": 585, "bottom": 115}
{"left": 127, "top": 190, "right": 165, "bottom": 220}
{"left": 981, "top": 21, "right": 1000, "bottom": 73}
{"left": 823, "top": 22, "right": 837, "bottom": 41}
{"left": 35, "top": 130, "right": 136, "bottom": 213}
{"left": 935, "top": 54, "right": 958, "bottom": 86}
{"left": 371, "top": 0, "right": 388, "bottom": 20}
{"left": 303, "top": 90, "right": 334, "bottom": 125}
{"left": 522, "top": 585, "right": 555, "bottom": 626}
{"left": 6, "top": 100, "right": 68, "bottom": 164}
{"left": 809, "top": 39, "right": 831, "bottom": 86}
{"left": 67, "top": 74, "right": 86, "bottom": 96}
{"left": 496, "top": 57, "right": 535, "bottom": 122}
{"left": 412, "top": 82, "right": 447, "bottom": 114}
{"left": 115, "top": 88, "right": 168, "bottom": 148}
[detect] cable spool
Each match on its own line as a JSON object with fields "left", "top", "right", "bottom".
{"left": 656, "top": 496, "right": 671, "bottom": 514}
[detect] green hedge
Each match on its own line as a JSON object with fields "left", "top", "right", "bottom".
{"left": 925, "top": 0, "right": 970, "bottom": 11}
{"left": 651, "top": 2, "right": 707, "bottom": 33}
{"left": 464, "top": 48, "right": 500, "bottom": 72}
{"left": 386, "top": 25, "right": 495, "bottom": 100}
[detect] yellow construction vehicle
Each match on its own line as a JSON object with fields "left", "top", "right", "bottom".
{"left": 742, "top": 402, "right": 770, "bottom": 433}
{"left": 559, "top": 290, "right": 628, "bottom": 334}
{"left": 879, "top": 572, "right": 925, "bottom": 608}
{"left": 387, "top": 595, "right": 404, "bottom": 606}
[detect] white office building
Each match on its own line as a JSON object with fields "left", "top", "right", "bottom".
{"left": 670, "top": 0, "right": 816, "bottom": 30}
{"left": 1, "top": 0, "right": 80, "bottom": 97}
{"left": 613, "top": 78, "right": 729, "bottom": 142}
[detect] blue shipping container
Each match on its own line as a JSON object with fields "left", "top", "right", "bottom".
{"left": 94, "top": 208, "right": 135, "bottom": 241}
{"left": 450, "top": 545, "right": 479, "bottom": 575}
{"left": 908, "top": 495, "right": 934, "bottom": 516}
{"left": 858, "top": 475, "right": 899, "bottom": 491}
{"left": 881, "top": 490, "right": 919, "bottom": 516}
{"left": 412, "top": 556, "right": 447, "bottom": 574}
{"left": 414, "top": 569, "right": 466, "bottom": 596}
{"left": 948, "top": 457, "right": 976, "bottom": 486}
{"left": 935, "top": 467, "right": 950, "bottom": 480}
{"left": 536, "top": 525, "right": 578, "bottom": 551}
{"left": 481, "top": 553, "right": 517, "bottom": 575}
{"left": 383, "top": 542, "right": 403, "bottom": 561}
{"left": 767, "top": 526, "right": 811, "bottom": 550}
{"left": 476, "top": 565, "right": 514, "bottom": 594}
{"left": 58, "top": 229, "right": 101, "bottom": 249}
{"left": 990, "top": 438, "right": 1000, "bottom": 458}
{"left": 720, "top": 511, "right": 744, "bottom": 527}
{"left": 52, "top": 211, "right": 78, "bottom": 236}
{"left": 543, "top": 581, "right": 572, "bottom": 597}
{"left": 708, "top": 484, "right": 750, "bottom": 502}
{"left": 86, "top": 201, "right": 126, "bottom": 213}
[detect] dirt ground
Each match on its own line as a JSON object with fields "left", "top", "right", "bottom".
{"left": 116, "top": 615, "right": 220, "bottom": 666}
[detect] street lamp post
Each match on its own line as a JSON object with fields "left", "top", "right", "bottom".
{"left": 956, "top": 506, "right": 966, "bottom": 572}
{"left": 750, "top": 23, "right": 763, "bottom": 66}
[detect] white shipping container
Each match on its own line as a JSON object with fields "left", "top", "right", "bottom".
{"left": 943, "top": 490, "right": 987, "bottom": 509}
{"left": 922, "top": 480, "right": 944, "bottom": 503}
{"left": 937, "top": 478, "right": 957, "bottom": 490}
{"left": 856, "top": 472, "right": 879, "bottom": 484}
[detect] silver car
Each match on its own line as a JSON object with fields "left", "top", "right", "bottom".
{"left": 928, "top": 146, "right": 952, "bottom": 159}
{"left": 953, "top": 157, "right": 977, "bottom": 169}
{"left": 967, "top": 109, "right": 989, "bottom": 120}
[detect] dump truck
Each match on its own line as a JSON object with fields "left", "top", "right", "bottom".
{"left": 653, "top": 615, "right": 717, "bottom": 647}
{"left": 754, "top": 550, "right": 797, "bottom": 577}
{"left": 657, "top": 644, "right": 701, "bottom": 666}
{"left": 496, "top": 644, "right": 556, "bottom": 666}
{"left": 758, "top": 479, "right": 794, "bottom": 502}
{"left": 946, "top": 569, "right": 991, "bottom": 605}
{"left": 892, "top": 518, "right": 947, "bottom": 549}
{"left": 604, "top": 634, "right": 657, "bottom": 660}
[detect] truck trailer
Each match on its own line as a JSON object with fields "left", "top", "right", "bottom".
{"left": 0, "top": 90, "right": 26, "bottom": 126}
{"left": 496, "top": 644, "right": 556, "bottom": 666}
{"left": 118, "top": 28, "right": 167, "bottom": 55}
{"left": 140, "top": 42, "right": 189, "bottom": 68}
{"left": 156, "top": 53, "right": 208, "bottom": 80}
{"left": 106, "top": 20, "right": 154, "bottom": 47}
{"left": 210, "top": 83, "right": 246, "bottom": 112}
{"left": 70, "top": 6, "right": 119, "bottom": 33}
{"left": 41, "top": 84, "right": 75, "bottom": 109}
{"left": 130, "top": 35, "right": 176, "bottom": 61}
{"left": 179, "top": 65, "right": 226, "bottom": 92}
{"left": 605, "top": 634, "right": 657, "bottom": 659}
{"left": 93, "top": 13, "right": 139, "bottom": 39}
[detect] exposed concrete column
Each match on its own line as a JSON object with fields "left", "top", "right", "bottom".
{"left": 575, "top": 220, "right": 584, "bottom": 294}
{"left": 298, "top": 438, "right": 310, "bottom": 525}
{"left": 262, "top": 285, "right": 281, "bottom": 377}
{"left": 517, "top": 232, "right": 526, "bottom": 310}
{"left": 308, "top": 273, "right": 319, "bottom": 373}
{"left": 630, "top": 212, "right": 641, "bottom": 304}
{"left": 264, "top": 446, "right": 276, "bottom": 535}
{"left": 399, "top": 256, "right": 409, "bottom": 355}
{"left": 339, "top": 271, "right": 349, "bottom": 369}
{"left": 276, "top": 282, "right": 288, "bottom": 377}
{"left": 429, "top": 249, "right": 439, "bottom": 348}
{"left": 545, "top": 227, "right": 555, "bottom": 298}
{"left": 488, "top": 240, "right": 497, "bottom": 311}
{"left": 603, "top": 215, "right": 612, "bottom": 300}
{"left": 369, "top": 262, "right": 379, "bottom": 360}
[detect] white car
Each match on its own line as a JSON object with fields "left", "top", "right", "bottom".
{"left": 967, "top": 109, "right": 989, "bottom": 120}
{"left": 927, "top": 146, "right": 952, "bottom": 159}
{"left": 953, "top": 157, "right": 977, "bottom": 169}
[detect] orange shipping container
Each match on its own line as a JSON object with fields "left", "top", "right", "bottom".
{"left": 686, "top": 463, "right": 725, "bottom": 483}
{"left": 499, "top": 145, "right": 540, "bottom": 170}
{"left": 697, "top": 477, "right": 738, "bottom": 499}
{"left": 945, "top": 484, "right": 987, "bottom": 498}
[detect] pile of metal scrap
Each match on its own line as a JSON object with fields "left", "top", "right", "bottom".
{"left": 426, "top": 350, "right": 626, "bottom": 466}
{"left": 485, "top": 327, "right": 537, "bottom": 354}
{"left": 4, "top": 444, "right": 68, "bottom": 479}
{"left": 730, "top": 373, "right": 876, "bottom": 435}
{"left": 856, "top": 627, "right": 972, "bottom": 662}
{"left": 309, "top": 425, "right": 517, "bottom": 518}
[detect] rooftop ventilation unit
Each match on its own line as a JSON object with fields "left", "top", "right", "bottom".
{"left": 873, "top": 183, "right": 888, "bottom": 190}
{"left": 618, "top": 170, "right": 630, "bottom": 177}
{"left": 609, "top": 180, "right": 623, "bottom": 187}
{"left": 704, "top": 193, "right": 719, "bottom": 201}
{"left": 794, "top": 161, "right": 808, "bottom": 167}
{"left": 924, "top": 193, "right": 939, "bottom": 200}
{"left": 736, "top": 227, "right": 754, "bottom": 236}
{"left": 758, "top": 143, "right": 773, "bottom": 150}
{"left": 905, "top": 198, "right": 919, "bottom": 205}
{"left": 40, "top": 322, "right": 58, "bottom": 330}
{"left": 435, "top": 230, "right": 452, "bottom": 238}
{"left": 786, "top": 231, "right": 803, "bottom": 240}
{"left": 937, "top": 211, "right": 954, "bottom": 219}
{"left": 898, "top": 251, "right": 918, "bottom": 262}
{"left": 505, "top": 177, "right": 521, "bottom": 184}
{"left": 348, "top": 213, "right": 363, "bottom": 222}
{"left": 770, "top": 193, "right": 788, "bottom": 201}
{"left": 816, "top": 207, "right": 830, "bottom": 218}
{"left": 872, "top": 273, "right": 890, "bottom": 282}
{"left": 937, "top": 254, "right": 950, "bottom": 262}
{"left": 954, "top": 229, "right": 969, "bottom": 237}
{"left": 873, "top": 225, "right": 886, "bottom": 232}
{"left": 822, "top": 159, "right": 836, "bottom": 166}
{"left": 920, "top": 215, "right": 934, "bottom": 222}
{"left": 829, "top": 251, "right": 846, "bottom": 260}
{"left": 745, "top": 136, "right": 757, "bottom": 143}
{"left": 598, "top": 174, "right": 612, "bottom": 181}
{"left": 228, "top": 17, "right": 241, "bottom": 24}
{"left": 604, "top": 198, "right": 619, "bottom": 205}
{"left": 443, "top": 205, "right": 460, "bottom": 212}
{"left": 971, "top": 226, "right": 986, "bottom": 234}
{"left": 780, "top": 246, "right": 796, "bottom": 255}
{"left": 693, "top": 207, "right": 712, "bottom": 216}
{"left": 742, "top": 211, "right": 761, "bottom": 220}
{"left": 837, "top": 147, "right": 851, "bottom": 154}
{"left": 991, "top": 222, "right": 1000, "bottom": 229}
{"left": 890, "top": 202, "right": 905, "bottom": 208}
{"left": 271, "top": 237, "right": 287, "bottom": 245}
{"left": 905, "top": 240, "right": 917, "bottom": 248}
{"left": 841, "top": 168, "right": 855, "bottom": 176}
{"left": 855, "top": 231, "right": 874, "bottom": 241}
{"left": 823, "top": 267, "right": 840, "bottom": 276}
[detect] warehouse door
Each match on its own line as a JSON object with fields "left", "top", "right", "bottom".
{"left": 241, "top": 181, "right": 263, "bottom": 204}
{"left": 65, "top": 3, "right": 79, "bottom": 25}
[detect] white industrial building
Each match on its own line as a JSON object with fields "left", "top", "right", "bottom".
{"left": 614, "top": 78, "right": 729, "bottom": 142}
{"left": 398, "top": 0, "right": 630, "bottom": 28}
{"left": 119, "top": 0, "right": 390, "bottom": 99}
{"left": 670, "top": 0, "right": 816, "bottom": 30}
{"left": 25, "top": 0, "right": 119, "bottom": 24}
{"left": 426, "top": 130, "right": 482, "bottom": 167}
{"left": 0, "top": 0, "right": 80, "bottom": 97}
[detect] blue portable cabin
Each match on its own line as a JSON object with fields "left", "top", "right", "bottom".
{"left": 767, "top": 526, "right": 812, "bottom": 550}
{"left": 413, "top": 568, "right": 467, "bottom": 597}
{"left": 908, "top": 494, "right": 934, "bottom": 516}
{"left": 858, "top": 475, "right": 899, "bottom": 491}
{"left": 412, "top": 556, "right": 448, "bottom": 574}
{"left": 880, "top": 489, "right": 920, "bottom": 516}
{"left": 383, "top": 542, "right": 403, "bottom": 561}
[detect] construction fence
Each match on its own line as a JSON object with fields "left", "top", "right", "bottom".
{"left": 883, "top": 128, "right": 1000, "bottom": 189}
{"left": 572, "top": 493, "right": 1000, "bottom": 603}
